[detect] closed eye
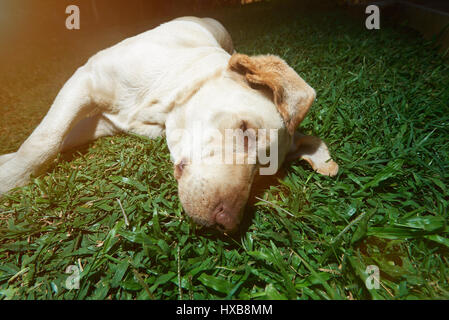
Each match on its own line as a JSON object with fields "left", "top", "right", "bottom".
{"left": 240, "top": 120, "right": 248, "bottom": 132}
{"left": 174, "top": 159, "right": 187, "bottom": 180}
{"left": 238, "top": 120, "right": 258, "bottom": 152}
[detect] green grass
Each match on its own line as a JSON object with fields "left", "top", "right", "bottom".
{"left": 1, "top": 4, "right": 449, "bottom": 300}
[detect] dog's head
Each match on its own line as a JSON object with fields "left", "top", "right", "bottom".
{"left": 165, "top": 54, "right": 316, "bottom": 233}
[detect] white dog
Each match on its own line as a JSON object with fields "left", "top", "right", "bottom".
{"left": 0, "top": 17, "right": 338, "bottom": 233}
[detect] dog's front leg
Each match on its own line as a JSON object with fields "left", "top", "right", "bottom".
{"left": 0, "top": 67, "right": 95, "bottom": 195}
{"left": 0, "top": 153, "right": 15, "bottom": 166}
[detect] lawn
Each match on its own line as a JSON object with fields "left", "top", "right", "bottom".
{"left": 1, "top": 3, "right": 448, "bottom": 300}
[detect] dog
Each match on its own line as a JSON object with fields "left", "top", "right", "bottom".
{"left": 0, "top": 17, "right": 338, "bottom": 233}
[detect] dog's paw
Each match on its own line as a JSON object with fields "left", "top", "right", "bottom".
{"left": 316, "top": 159, "right": 339, "bottom": 177}
{"left": 0, "top": 159, "right": 30, "bottom": 196}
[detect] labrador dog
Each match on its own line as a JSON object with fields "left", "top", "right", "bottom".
{"left": 0, "top": 17, "right": 338, "bottom": 233}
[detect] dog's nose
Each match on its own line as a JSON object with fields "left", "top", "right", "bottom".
{"left": 213, "top": 203, "right": 240, "bottom": 234}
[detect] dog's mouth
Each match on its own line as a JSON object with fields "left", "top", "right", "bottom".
{"left": 189, "top": 216, "right": 232, "bottom": 234}
{"left": 189, "top": 215, "right": 215, "bottom": 229}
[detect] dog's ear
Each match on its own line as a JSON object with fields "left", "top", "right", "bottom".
{"left": 229, "top": 53, "right": 316, "bottom": 135}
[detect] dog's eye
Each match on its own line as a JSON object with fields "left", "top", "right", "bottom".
{"left": 174, "top": 159, "right": 187, "bottom": 180}
{"left": 239, "top": 121, "right": 255, "bottom": 152}
{"left": 178, "top": 159, "right": 187, "bottom": 171}
{"left": 240, "top": 121, "right": 248, "bottom": 132}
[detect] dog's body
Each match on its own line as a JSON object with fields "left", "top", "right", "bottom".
{"left": 0, "top": 17, "right": 338, "bottom": 233}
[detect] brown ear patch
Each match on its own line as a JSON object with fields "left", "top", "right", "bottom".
{"left": 229, "top": 53, "right": 316, "bottom": 135}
